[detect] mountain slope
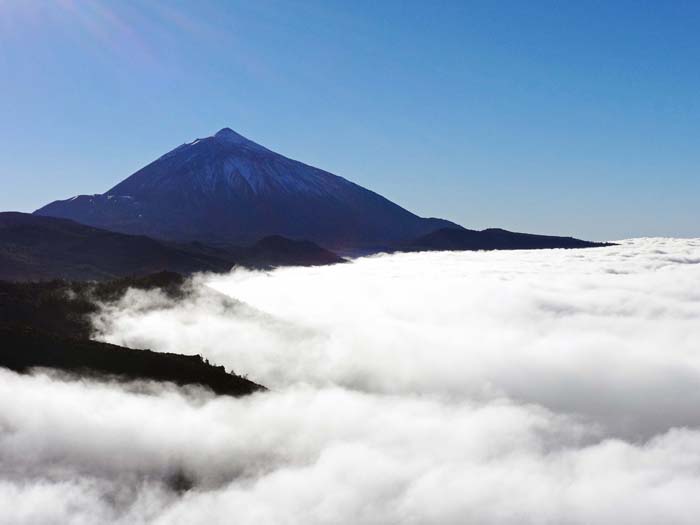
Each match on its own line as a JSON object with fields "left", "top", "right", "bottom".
{"left": 35, "top": 128, "right": 459, "bottom": 252}
{"left": 0, "top": 274, "right": 264, "bottom": 396}
{"left": 0, "top": 212, "right": 343, "bottom": 282}
{"left": 407, "top": 227, "right": 613, "bottom": 252}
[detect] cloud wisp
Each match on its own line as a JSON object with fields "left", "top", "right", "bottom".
{"left": 2, "top": 238, "right": 700, "bottom": 524}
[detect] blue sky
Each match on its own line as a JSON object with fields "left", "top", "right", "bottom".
{"left": 0, "top": 0, "right": 698, "bottom": 239}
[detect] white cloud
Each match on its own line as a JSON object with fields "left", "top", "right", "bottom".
{"left": 96, "top": 238, "right": 700, "bottom": 437}
{"left": 2, "top": 238, "right": 700, "bottom": 523}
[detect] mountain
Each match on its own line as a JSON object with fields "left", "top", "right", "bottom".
{"left": 407, "top": 227, "right": 613, "bottom": 252}
{"left": 35, "top": 128, "right": 459, "bottom": 253}
{"left": 0, "top": 212, "right": 343, "bottom": 282}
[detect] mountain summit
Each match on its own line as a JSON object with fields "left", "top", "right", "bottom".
{"left": 35, "top": 128, "right": 459, "bottom": 252}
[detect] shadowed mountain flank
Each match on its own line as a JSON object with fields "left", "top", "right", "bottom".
{"left": 0, "top": 272, "right": 264, "bottom": 396}
{"left": 0, "top": 212, "right": 343, "bottom": 282}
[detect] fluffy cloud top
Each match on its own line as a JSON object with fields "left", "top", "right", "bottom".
{"left": 2, "top": 238, "right": 700, "bottom": 524}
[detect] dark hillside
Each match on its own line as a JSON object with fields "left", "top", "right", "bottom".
{"left": 1, "top": 328, "right": 262, "bottom": 396}
{"left": 0, "top": 212, "right": 344, "bottom": 282}
{"left": 0, "top": 272, "right": 264, "bottom": 396}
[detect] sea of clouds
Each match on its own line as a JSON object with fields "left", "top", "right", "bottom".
{"left": 2, "top": 238, "right": 700, "bottom": 524}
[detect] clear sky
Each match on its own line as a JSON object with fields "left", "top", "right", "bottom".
{"left": 1, "top": 0, "right": 698, "bottom": 240}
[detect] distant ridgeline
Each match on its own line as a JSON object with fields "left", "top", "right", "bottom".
{"left": 406, "top": 227, "right": 614, "bottom": 252}
{"left": 0, "top": 212, "right": 609, "bottom": 283}
{"left": 0, "top": 272, "right": 264, "bottom": 396}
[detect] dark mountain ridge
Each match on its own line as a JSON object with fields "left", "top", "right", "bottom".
{"left": 0, "top": 212, "right": 343, "bottom": 282}
{"left": 1, "top": 327, "right": 263, "bottom": 397}
{"left": 0, "top": 272, "right": 264, "bottom": 396}
{"left": 408, "top": 227, "right": 613, "bottom": 252}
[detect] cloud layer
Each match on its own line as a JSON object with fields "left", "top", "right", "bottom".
{"left": 2, "top": 238, "right": 700, "bottom": 524}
